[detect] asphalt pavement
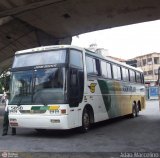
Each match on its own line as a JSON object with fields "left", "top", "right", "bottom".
{"left": 0, "top": 100, "right": 160, "bottom": 158}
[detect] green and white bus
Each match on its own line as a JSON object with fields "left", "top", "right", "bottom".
{"left": 8, "top": 45, "right": 145, "bottom": 132}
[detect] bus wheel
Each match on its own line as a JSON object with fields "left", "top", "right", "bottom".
{"left": 81, "top": 109, "right": 90, "bottom": 133}
{"left": 136, "top": 102, "right": 140, "bottom": 117}
{"left": 131, "top": 102, "right": 137, "bottom": 118}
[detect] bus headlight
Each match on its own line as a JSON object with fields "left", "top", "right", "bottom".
{"left": 9, "top": 118, "right": 18, "bottom": 127}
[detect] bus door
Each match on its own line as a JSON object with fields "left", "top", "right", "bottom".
{"left": 68, "top": 68, "right": 84, "bottom": 127}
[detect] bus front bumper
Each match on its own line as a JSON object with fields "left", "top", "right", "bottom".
{"left": 9, "top": 114, "right": 71, "bottom": 130}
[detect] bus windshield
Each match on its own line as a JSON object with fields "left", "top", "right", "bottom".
{"left": 9, "top": 68, "right": 66, "bottom": 105}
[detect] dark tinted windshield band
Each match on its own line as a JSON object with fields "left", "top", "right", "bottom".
{"left": 11, "top": 64, "right": 67, "bottom": 72}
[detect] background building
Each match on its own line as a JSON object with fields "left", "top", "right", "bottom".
{"left": 127, "top": 52, "right": 160, "bottom": 100}
{"left": 88, "top": 43, "right": 109, "bottom": 57}
{"left": 134, "top": 52, "right": 160, "bottom": 83}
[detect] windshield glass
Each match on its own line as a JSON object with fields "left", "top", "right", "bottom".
{"left": 9, "top": 68, "right": 66, "bottom": 105}
{"left": 13, "top": 49, "right": 66, "bottom": 68}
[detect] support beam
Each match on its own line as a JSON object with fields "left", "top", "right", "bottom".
{"left": 0, "top": 18, "right": 71, "bottom": 74}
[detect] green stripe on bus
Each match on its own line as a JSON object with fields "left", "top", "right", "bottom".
{"left": 31, "top": 106, "right": 41, "bottom": 110}
{"left": 98, "top": 80, "right": 111, "bottom": 112}
{"left": 31, "top": 106, "right": 55, "bottom": 110}
{"left": 98, "top": 80, "right": 121, "bottom": 118}
{"left": 31, "top": 106, "right": 48, "bottom": 110}
{"left": 40, "top": 106, "right": 48, "bottom": 110}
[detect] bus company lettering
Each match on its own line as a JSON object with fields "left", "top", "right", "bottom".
{"left": 123, "top": 85, "right": 136, "bottom": 92}
{"left": 34, "top": 64, "right": 57, "bottom": 69}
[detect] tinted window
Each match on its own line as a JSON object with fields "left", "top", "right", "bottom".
{"left": 101, "top": 61, "right": 112, "bottom": 78}
{"left": 70, "top": 50, "right": 83, "bottom": 68}
{"left": 101, "top": 61, "right": 107, "bottom": 78}
{"left": 13, "top": 50, "right": 66, "bottom": 68}
{"left": 86, "top": 56, "right": 98, "bottom": 75}
{"left": 112, "top": 64, "right": 121, "bottom": 80}
{"left": 129, "top": 70, "right": 136, "bottom": 82}
{"left": 122, "top": 67, "right": 129, "bottom": 81}
{"left": 107, "top": 63, "right": 112, "bottom": 78}
{"left": 136, "top": 72, "right": 141, "bottom": 83}
{"left": 9, "top": 68, "right": 66, "bottom": 105}
{"left": 140, "top": 73, "right": 144, "bottom": 84}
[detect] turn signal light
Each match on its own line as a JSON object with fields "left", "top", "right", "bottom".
{"left": 61, "top": 109, "right": 66, "bottom": 114}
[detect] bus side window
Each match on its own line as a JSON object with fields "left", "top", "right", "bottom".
{"left": 95, "top": 59, "right": 101, "bottom": 76}
{"left": 141, "top": 73, "right": 144, "bottom": 84}
{"left": 129, "top": 69, "right": 136, "bottom": 82}
{"left": 106, "top": 63, "right": 112, "bottom": 78}
{"left": 101, "top": 61, "right": 107, "bottom": 78}
{"left": 122, "top": 67, "right": 129, "bottom": 82}
{"left": 101, "top": 61, "right": 112, "bottom": 79}
{"left": 136, "top": 72, "right": 141, "bottom": 83}
{"left": 112, "top": 64, "right": 122, "bottom": 80}
{"left": 86, "top": 56, "right": 98, "bottom": 75}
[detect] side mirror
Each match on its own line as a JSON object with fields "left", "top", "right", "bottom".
{"left": 156, "top": 79, "right": 160, "bottom": 86}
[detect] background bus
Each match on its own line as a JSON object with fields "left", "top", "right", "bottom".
{"left": 8, "top": 45, "right": 145, "bottom": 132}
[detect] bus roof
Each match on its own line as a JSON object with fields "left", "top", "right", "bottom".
{"left": 15, "top": 45, "right": 84, "bottom": 55}
{"left": 15, "top": 45, "right": 143, "bottom": 73}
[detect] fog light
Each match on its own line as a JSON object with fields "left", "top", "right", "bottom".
{"left": 9, "top": 118, "right": 18, "bottom": 126}
{"left": 50, "top": 119, "right": 60, "bottom": 123}
{"left": 10, "top": 122, "right": 18, "bottom": 127}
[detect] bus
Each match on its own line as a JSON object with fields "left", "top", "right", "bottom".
{"left": 8, "top": 45, "right": 145, "bottom": 132}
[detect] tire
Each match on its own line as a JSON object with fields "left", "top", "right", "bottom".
{"left": 131, "top": 102, "right": 137, "bottom": 118}
{"left": 136, "top": 103, "right": 139, "bottom": 117}
{"left": 80, "top": 109, "right": 90, "bottom": 133}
